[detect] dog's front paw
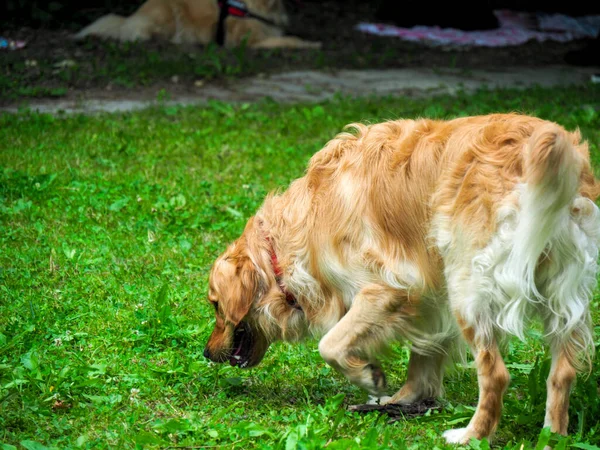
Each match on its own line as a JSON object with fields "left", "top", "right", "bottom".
{"left": 443, "top": 427, "right": 471, "bottom": 444}
{"left": 366, "top": 395, "right": 392, "bottom": 405}
{"left": 387, "top": 383, "right": 425, "bottom": 405}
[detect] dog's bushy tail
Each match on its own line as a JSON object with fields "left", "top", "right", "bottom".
{"left": 495, "top": 124, "right": 583, "bottom": 340}
{"left": 74, "top": 14, "right": 127, "bottom": 40}
{"left": 511, "top": 124, "right": 582, "bottom": 296}
{"left": 496, "top": 123, "right": 600, "bottom": 373}
{"left": 75, "top": 13, "right": 154, "bottom": 42}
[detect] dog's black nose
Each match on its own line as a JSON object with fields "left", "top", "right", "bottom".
{"left": 203, "top": 347, "right": 211, "bottom": 359}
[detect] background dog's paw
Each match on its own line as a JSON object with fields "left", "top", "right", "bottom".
{"left": 443, "top": 427, "right": 470, "bottom": 444}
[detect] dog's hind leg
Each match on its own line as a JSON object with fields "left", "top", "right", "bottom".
{"left": 544, "top": 346, "right": 577, "bottom": 436}
{"left": 538, "top": 196, "right": 600, "bottom": 438}
{"left": 443, "top": 314, "right": 510, "bottom": 444}
{"left": 317, "top": 283, "right": 418, "bottom": 396}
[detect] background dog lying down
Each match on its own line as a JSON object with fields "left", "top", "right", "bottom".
{"left": 204, "top": 113, "right": 600, "bottom": 444}
{"left": 74, "top": 0, "right": 321, "bottom": 48}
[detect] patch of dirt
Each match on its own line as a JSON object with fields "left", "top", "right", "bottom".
{"left": 0, "top": 0, "right": 592, "bottom": 106}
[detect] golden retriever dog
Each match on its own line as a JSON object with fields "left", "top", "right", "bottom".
{"left": 204, "top": 113, "right": 600, "bottom": 443}
{"left": 75, "top": 0, "right": 321, "bottom": 48}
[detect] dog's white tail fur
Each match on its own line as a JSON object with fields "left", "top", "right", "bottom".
{"left": 510, "top": 125, "right": 582, "bottom": 296}
{"left": 75, "top": 14, "right": 126, "bottom": 40}
{"left": 496, "top": 125, "right": 583, "bottom": 335}
{"left": 74, "top": 14, "right": 153, "bottom": 42}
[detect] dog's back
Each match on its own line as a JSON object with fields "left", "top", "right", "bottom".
{"left": 303, "top": 114, "right": 598, "bottom": 290}
{"left": 301, "top": 114, "right": 595, "bottom": 288}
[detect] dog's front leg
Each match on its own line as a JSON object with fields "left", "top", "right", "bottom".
{"left": 317, "top": 283, "right": 412, "bottom": 396}
{"left": 249, "top": 36, "right": 322, "bottom": 49}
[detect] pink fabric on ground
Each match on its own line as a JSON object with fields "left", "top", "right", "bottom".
{"left": 356, "top": 10, "right": 600, "bottom": 47}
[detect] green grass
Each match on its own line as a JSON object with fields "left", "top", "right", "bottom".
{"left": 1, "top": 86, "right": 600, "bottom": 450}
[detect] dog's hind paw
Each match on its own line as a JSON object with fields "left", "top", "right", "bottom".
{"left": 442, "top": 428, "right": 470, "bottom": 444}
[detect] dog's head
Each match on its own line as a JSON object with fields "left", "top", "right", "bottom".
{"left": 203, "top": 236, "right": 270, "bottom": 369}
{"left": 203, "top": 217, "right": 307, "bottom": 368}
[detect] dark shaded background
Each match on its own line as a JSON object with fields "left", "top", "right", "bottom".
{"left": 2, "top": 0, "right": 600, "bottom": 30}
{"left": 1, "top": 0, "right": 598, "bottom": 104}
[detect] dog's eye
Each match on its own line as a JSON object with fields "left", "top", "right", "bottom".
{"left": 212, "top": 301, "right": 219, "bottom": 312}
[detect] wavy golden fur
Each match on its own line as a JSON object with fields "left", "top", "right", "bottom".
{"left": 75, "top": 0, "right": 321, "bottom": 48}
{"left": 204, "top": 113, "right": 600, "bottom": 444}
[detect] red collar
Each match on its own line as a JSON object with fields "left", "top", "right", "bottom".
{"left": 216, "top": 0, "right": 279, "bottom": 46}
{"left": 266, "top": 237, "right": 300, "bottom": 310}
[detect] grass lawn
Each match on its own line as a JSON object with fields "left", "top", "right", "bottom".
{"left": 1, "top": 86, "right": 600, "bottom": 449}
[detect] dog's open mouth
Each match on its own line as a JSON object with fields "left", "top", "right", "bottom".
{"left": 230, "top": 322, "right": 253, "bottom": 368}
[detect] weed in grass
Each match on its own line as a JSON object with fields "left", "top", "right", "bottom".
{"left": 1, "top": 85, "right": 600, "bottom": 449}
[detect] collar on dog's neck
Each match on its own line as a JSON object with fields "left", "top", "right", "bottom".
{"left": 265, "top": 236, "right": 300, "bottom": 311}
{"left": 216, "top": 0, "right": 281, "bottom": 46}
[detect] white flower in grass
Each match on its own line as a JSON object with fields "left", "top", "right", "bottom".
{"left": 54, "top": 338, "right": 62, "bottom": 347}
{"left": 130, "top": 388, "right": 140, "bottom": 403}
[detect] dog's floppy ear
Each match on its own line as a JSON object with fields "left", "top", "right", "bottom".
{"left": 221, "top": 251, "right": 259, "bottom": 326}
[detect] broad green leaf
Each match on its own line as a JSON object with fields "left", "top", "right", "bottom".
{"left": 20, "top": 441, "right": 49, "bottom": 450}
{"left": 134, "top": 432, "right": 165, "bottom": 445}
{"left": 109, "top": 197, "right": 129, "bottom": 212}
{"left": 571, "top": 444, "right": 600, "bottom": 450}
{"left": 534, "top": 427, "right": 551, "bottom": 450}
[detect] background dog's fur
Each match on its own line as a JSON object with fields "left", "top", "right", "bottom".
{"left": 205, "top": 113, "right": 600, "bottom": 444}
{"left": 75, "top": 0, "right": 321, "bottom": 48}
